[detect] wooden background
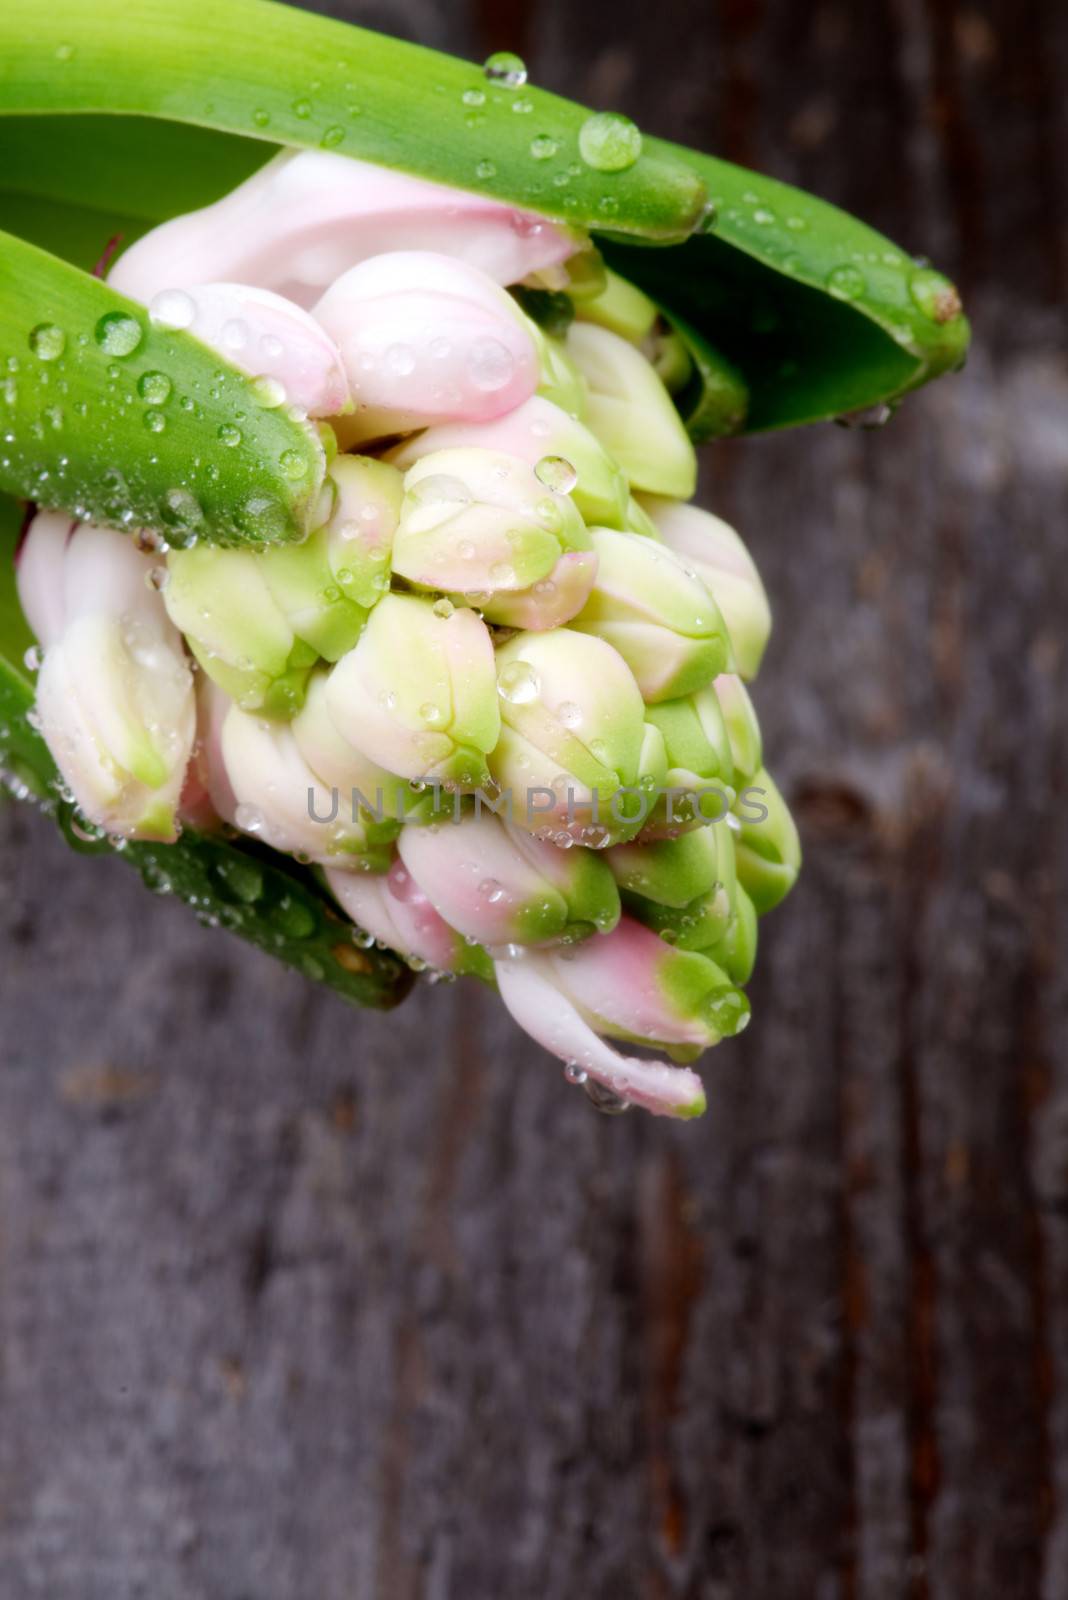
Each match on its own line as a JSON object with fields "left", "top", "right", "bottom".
{"left": 2, "top": 1, "right": 1066, "bottom": 1595}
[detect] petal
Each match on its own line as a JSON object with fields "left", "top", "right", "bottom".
{"left": 314, "top": 252, "right": 538, "bottom": 438}
{"left": 110, "top": 149, "right": 576, "bottom": 307}
{"left": 178, "top": 283, "right": 350, "bottom": 416}
{"left": 495, "top": 953, "right": 706, "bottom": 1118}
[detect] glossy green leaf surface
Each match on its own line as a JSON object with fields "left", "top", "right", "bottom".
{"left": 605, "top": 141, "right": 969, "bottom": 431}
{"left": 0, "top": 230, "right": 326, "bottom": 544}
{"left": 0, "top": 495, "right": 409, "bottom": 1009}
{"left": 0, "top": 0, "right": 969, "bottom": 433}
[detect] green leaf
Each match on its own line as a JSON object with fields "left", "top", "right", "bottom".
{"left": 0, "top": 230, "right": 326, "bottom": 544}
{"left": 0, "top": 0, "right": 707, "bottom": 244}
{"left": 0, "top": 0, "right": 969, "bottom": 432}
{"left": 603, "top": 140, "right": 969, "bottom": 431}
{"left": 0, "top": 492, "right": 409, "bottom": 1009}
{"left": 660, "top": 305, "right": 749, "bottom": 441}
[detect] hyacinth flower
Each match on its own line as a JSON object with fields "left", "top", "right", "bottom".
{"left": 0, "top": 1, "right": 968, "bottom": 1117}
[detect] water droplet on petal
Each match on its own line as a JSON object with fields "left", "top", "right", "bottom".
{"left": 467, "top": 337, "right": 514, "bottom": 392}
{"left": 143, "top": 409, "right": 167, "bottom": 433}
{"left": 564, "top": 1061, "right": 588, "bottom": 1085}
{"left": 280, "top": 448, "right": 307, "bottom": 480}
{"left": 218, "top": 422, "right": 242, "bottom": 447}
{"left": 534, "top": 455, "right": 578, "bottom": 494}
{"left": 149, "top": 289, "right": 196, "bottom": 330}
{"left": 498, "top": 660, "right": 541, "bottom": 704}
{"left": 475, "top": 158, "right": 498, "bottom": 180}
{"left": 235, "top": 803, "right": 264, "bottom": 834}
{"left": 583, "top": 1078, "right": 631, "bottom": 1113}
{"left": 385, "top": 343, "right": 416, "bottom": 376}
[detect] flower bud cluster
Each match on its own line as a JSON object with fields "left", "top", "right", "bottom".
{"left": 19, "top": 150, "right": 800, "bottom": 1118}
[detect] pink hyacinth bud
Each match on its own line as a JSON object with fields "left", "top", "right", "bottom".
{"left": 396, "top": 809, "right": 619, "bottom": 950}
{"left": 494, "top": 914, "right": 753, "bottom": 1118}
{"left": 313, "top": 253, "right": 538, "bottom": 444}
{"left": 17, "top": 516, "right": 195, "bottom": 842}
{"left": 147, "top": 282, "right": 350, "bottom": 417}
{"left": 325, "top": 860, "right": 486, "bottom": 977}
{"left": 109, "top": 149, "right": 577, "bottom": 308}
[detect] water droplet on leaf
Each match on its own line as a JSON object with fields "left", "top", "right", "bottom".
{"left": 29, "top": 323, "right": 65, "bottom": 361}
{"left": 483, "top": 51, "right": 527, "bottom": 88}
{"left": 95, "top": 312, "right": 143, "bottom": 357}
{"left": 578, "top": 111, "right": 642, "bottom": 172}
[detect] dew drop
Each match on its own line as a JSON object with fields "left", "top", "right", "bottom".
{"left": 149, "top": 289, "right": 196, "bottom": 330}
{"left": 583, "top": 1078, "right": 631, "bottom": 1114}
{"left": 707, "top": 987, "right": 751, "bottom": 1037}
{"left": 385, "top": 343, "right": 416, "bottom": 376}
{"left": 143, "top": 409, "right": 167, "bottom": 433}
{"left": 908, "top": 267, "right": 963, "bottom": 325}
{"left": 94, "top": 312, "right": 143, "bottom": 357}
{"left": 234, "top": 803, "right": 264, "bottom": 834}
{"left": 137, "top": 371, "right": 172, "bottom": 404}
{"left": 320, "top": 125, "right": 345, "bottom": 148}
{"left": 218, "top": 422, "right": 242, "bottom": 447}
{"left": 462, "top": 87, "right": 486, "bottom": 107}
{"left": 475, "top": 158, "right": 498, "bottom": 180}
{"left": 534, "top": 454, "right": 577, "bottom": 494}
{"left": 578, "top": 111, "right": 642, "bottom": 173}
{"left": 564, "top": 1061, "right": 588, "bottom": 1085}
{"left": 29, "top": 323, "right": 66, "bottom": 362}
{"left": 23, "top": 644, "right": 42, "bottom": 672}
{"left": 432, "top": 597, "right": 455, "bottom": 618}
{"left": 250, "top": 374, "right": 286, "bottom": 408}
{"left": 252, "top": 107, "right": 271, "bottom": 128}
{"left": 498, "top": 659, "right": 540, "bottom": 704}
{"left": 483, "top": 51, "right": 527, "bottom": 88}
{"left": 530, "top": 134, "right": 560, "bottom": 162}
{"left": 419, "top": 701, "right": 443, "bottom": 725}
{"left": 292, "top": 98, "right": 313, "bottom": 118}
{"left": 467, "top": 337, "right": 514, "bottom": 392}
{"left": 825, "top": 264, "right": 866, "bottom": 301}
{"left": 280, "top": 448, "right": 307, "bottom": 480}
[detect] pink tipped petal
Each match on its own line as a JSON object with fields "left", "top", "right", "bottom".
{"left": 482, "top": 550, "right": 598, "bottom": 629}
{"left": 15, "top": 512, "right": 72, "bottom": 646}
{"left": 326, "top": 862, "right": 461, "bottom": 972}
{"left": 110, "top": 150, "right": 575, "bottom": 308}
{"left": 314, "top": 253, "right": 538, "bottom": 439}
{"left": 177, "top": 284, "right": 350, "bottom": 416}
{"left": 495, "top": 954, "right": 706, "bottom": 1119}
{"left": 549, "top": 919, "right": 715, "bottom": 1048}
{"left": 397, "top": 812, "right": 550, "bottom": 948}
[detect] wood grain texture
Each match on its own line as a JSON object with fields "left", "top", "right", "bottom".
{"left": 1, "top": 1, "right": 1066, "bottom": 1596}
